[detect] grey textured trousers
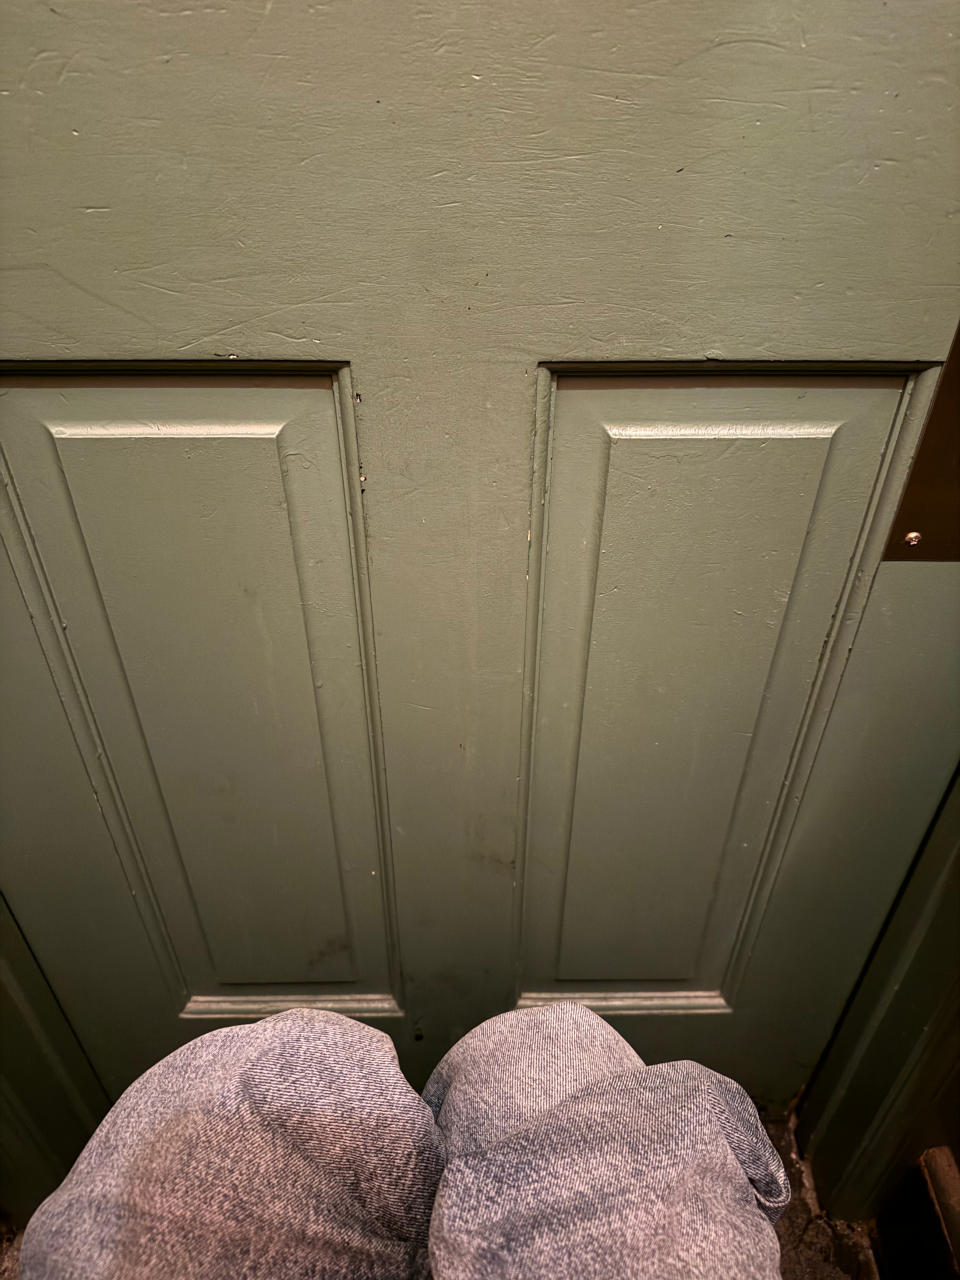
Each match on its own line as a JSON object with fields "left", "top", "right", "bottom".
{"left": 21, "top": 1003, "right": 789, "bottom": 1279}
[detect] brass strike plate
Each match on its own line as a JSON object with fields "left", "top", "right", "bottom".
{"left": 884, "top": 325, "right": 959, "bottom": 562}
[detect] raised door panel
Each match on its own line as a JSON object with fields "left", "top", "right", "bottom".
{"left": 522, "top": 376, "right": 908, "bottom": 1011}
{"left": 56, "top": 423, "right": 351, "bottom": 983}
{"left": 559, "top": 426, "right": 831, "bottom": 981}
{"left": 0, "top": 377, "right": 398, "bottom": 1035}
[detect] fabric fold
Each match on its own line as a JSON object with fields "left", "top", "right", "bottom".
{"left": 425, "top": 1002, "right": 789, "bottom": 1280}
{"left": 20, "top": 1009, "right": 442, "bottom": 1280}
{"left": 21, "top": 1002, "right": 789, "bottom": 1280}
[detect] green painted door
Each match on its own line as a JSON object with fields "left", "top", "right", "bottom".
{"left": 1, "top": 0, "right": 958, "bottom": 1108}
{"left": 4, "top": 366, "right": 957, "bottom": 1107}
{"left": 1, "top": 378, "right": 400, "bottom": 1097}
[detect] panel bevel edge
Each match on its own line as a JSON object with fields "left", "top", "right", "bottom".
{"left": 273, "top": 417, "right": 357, "bottom": 978}
{"left": 180, "top": 993, "right": 403, "bottom": 1021}
{"left": 721, "top": 369, "right": 939, "bottom": 1000}
{"left": 332, "top": 368, "right": 404, "bottom": 1007}
{"left": 511, "top": 367, "right": 556, "bottom": 1003}
{"left": 551, "top": 422, "right": 614, "bottom": 980}
{"left": 0, "top": 443, "right": 187, "bottom": 1011}
{"left": 685, "top": 417, "right": 842, "bottom": 986}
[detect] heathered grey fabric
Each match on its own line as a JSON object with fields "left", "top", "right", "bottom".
{"left": 20, "top": 1009, "right": 442, "bottom": 1280}
{"left": 21, "top": 1002, "right": 789, "bottom": 1279}
{"left": 424, "top": 1003, "right": 789, "bottom": 1279}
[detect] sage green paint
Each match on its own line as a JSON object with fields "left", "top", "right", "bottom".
{"left": 1, "top": 379, "right": 399, "bottom": 1071}
{"left": 601, "top": 559, "right": 958, "bottom": 1102}
{"left": 525, "top": 376, "right": 903, "bottom": 989}
{"left": 735, "top": 562, "right": 960, "bottom": 1100}
{"left": 0, "top": 898, "right": 108, "bottom": 1225}
{"left": 0, "top": 530, "right": 182, "bottom": 1093}
{"left": 58, "top": 420, "right": 354, "bottom": 983}
{"left": 797, "top": 774, "right": 960, "bottom": 1219}
{"left": 0, "top": 0, "right": 958, "bottom": 1095}
{"left": 517, "top": 374, "right": 960, "bottom": 1101}
{"left": 1, "top": 1, "right": 957, "bottom": 367}
{"left": 0, "top": 373, "right": 952, "bottom": 1105}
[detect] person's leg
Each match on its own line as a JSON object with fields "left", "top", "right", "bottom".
{"left": 424, "top": 1001, "right": 789, "bottom": 1280}
{"left": 21, "top": 1009, "right": 442, "bottom": 1280}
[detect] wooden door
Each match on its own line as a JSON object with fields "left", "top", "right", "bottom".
{"left": 1, "top": 0, "right": 958, "bottom": 1105}
{"left": 1, "top": 378, "right": 400, "bottom": 1095}
{"left": 518, "top": 371, "right": 960, "bottom": 1096}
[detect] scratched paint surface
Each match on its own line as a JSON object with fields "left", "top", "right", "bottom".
{"left": 1, "top": 0, "right": 957, "bottom": 363}
{"left": 1, "top": 0, "right": 957, "bottom": 1064}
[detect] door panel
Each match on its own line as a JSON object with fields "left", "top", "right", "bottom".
{"left": 521, "top": 375, "right": 915, "bottom": 1023}
{"left": 0, "top": 377, "right": 399, "bottom": 1067}
{"left": 57, "top": 419, "right": 353, "bottom": 984}
{"left": 556, "top": 422, "right": 832, "bottom": 982}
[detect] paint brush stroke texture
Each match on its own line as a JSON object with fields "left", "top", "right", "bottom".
{"left": 21, "top": 1004, "right": 788, "bottom": 1278}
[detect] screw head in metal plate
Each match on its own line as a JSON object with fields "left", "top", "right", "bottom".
{"left": 904, "top": 531, "right": 922, "bottom": 546}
